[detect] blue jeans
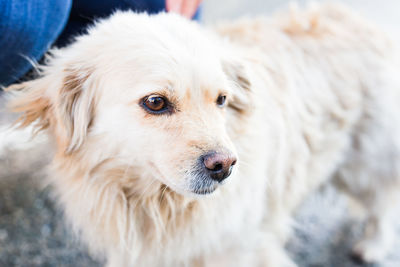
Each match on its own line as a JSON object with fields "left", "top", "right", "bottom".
{"left": 0, "top": 0, "right": 201, "bottom": 87}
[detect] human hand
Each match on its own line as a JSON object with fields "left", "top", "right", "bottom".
{"left": 166, "top": 0, "right": 202, "bottom": 19}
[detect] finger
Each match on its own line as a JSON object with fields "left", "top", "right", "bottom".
{"left": 166, "top": 0, "right": 184, "bottom": 14}
{"left": 181, "top": 0, "right": 202, "bottom": 18}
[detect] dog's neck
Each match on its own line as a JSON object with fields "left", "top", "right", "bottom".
{"left": 52, "top": 154, "right": 200, "bottom": 257}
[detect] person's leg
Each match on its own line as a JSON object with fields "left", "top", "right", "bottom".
{"left": 56, "top": 0, "right": 201, "bottom": 47}
{"left": 0, "top": 0, "right": 72, "bottom": 87}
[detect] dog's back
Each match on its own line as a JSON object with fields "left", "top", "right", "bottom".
{"left": 217, "top": 3, "right": 400, "bottom": 263}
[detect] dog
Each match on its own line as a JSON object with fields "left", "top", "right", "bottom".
{"left": 5, "top": 3, "right": 400, "bottom": 266}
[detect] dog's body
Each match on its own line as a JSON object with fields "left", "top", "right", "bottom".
{"left": 6, "top": 4, "right": 400, "bottom": 266}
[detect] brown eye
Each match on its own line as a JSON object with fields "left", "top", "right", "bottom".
{"left": 216, "top": 95, "right": 226, "bottom": 107}
{"left": 143, "top": 95, "right": 168, "bottom": 113}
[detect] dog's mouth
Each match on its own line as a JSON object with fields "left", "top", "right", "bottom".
{"left": 191, "top": 185, "right": 218, "bottom": 195}
{"left": 149, "top": 161, "right": 223, "bottom": 196}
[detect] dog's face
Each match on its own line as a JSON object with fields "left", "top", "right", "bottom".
{"left": 7, "top": 12, "right": 251, "bottom": 196}
{"left": 105, "top": 66, "right": 237, "bottom": 195}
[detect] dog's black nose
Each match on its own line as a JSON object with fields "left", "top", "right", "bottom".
{"left": 202, "top": 152, "right": 237, "bottom": 182}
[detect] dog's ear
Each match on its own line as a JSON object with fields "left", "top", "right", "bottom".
{"left": 57, "top": 67, "right": 95, "bottom": 153}
{"left": 222, "top": 60, "right": 253, "bottom": 114}
{"left": 6, "top": 77, "right": 52, "bottom": 132}
{"left": 6, "top": 66, "right": 95, "bottom": 154}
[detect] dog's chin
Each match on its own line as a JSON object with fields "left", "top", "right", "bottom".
{"left": 165, "top": 183, "right": 219, "bottom": 198}
{"left": 151, "top": 168, "right": 220, "bottom": 198}
{"left": 173, "top": 186, "right": 219, "bottom": 198}
{"left": 191, "top": 185, "right": 218, "bottom": 195}
{"left": 186, "top": 182, "right": 221, "bottom": 198}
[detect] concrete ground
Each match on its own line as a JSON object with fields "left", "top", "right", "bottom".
{"left": 1, "top": 1, "right": 400, "bottom": 266}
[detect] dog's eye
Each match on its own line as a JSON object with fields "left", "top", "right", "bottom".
{"left": 216, "top": 95, "right": 226, "bottom": 107}
{"left": 143, "top": 95, "right": 168, "bottom": 113}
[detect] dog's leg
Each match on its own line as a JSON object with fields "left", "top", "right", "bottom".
{"left": 336, "top": 164, "right": 400, "bottom": 264}
{"left": 334, "top": 102, "right": 400, "bottom": 263}
{"left": 350, "top": 187, "right": 399, "bottom": 264}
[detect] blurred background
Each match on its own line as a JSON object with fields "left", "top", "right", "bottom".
{"left": 1, "top": 0, "right": 400, "bottom": 266}
{"left": 203, "top": 0, "right": 400, "bottom": 31}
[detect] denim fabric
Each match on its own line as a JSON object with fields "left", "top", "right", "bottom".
{"left": 0, "top": 0, "right": 72, "bottom": 86}
{"left": 56, "top": 0, "right": 168, "bottom": 46}
{"left": 0, "top": 0, "right": 201, "bottom": 87}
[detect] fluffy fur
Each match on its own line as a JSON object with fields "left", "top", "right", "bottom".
{"left": 6, "top": 3, "right": 400, "bottom": 266}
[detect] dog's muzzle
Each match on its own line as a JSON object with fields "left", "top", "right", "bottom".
{"left": 190, "top": 151, "right": 237, "bottom": 194}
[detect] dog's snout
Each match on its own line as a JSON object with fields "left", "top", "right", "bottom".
{"left": 202, "top": 152, "right": 237, "bottom": 182}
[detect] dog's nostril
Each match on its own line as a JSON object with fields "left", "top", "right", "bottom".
{"left": 213, "top": 163, "right": 223, "bottom": 172}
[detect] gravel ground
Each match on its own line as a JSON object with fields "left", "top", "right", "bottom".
{"left": 3, "top": 131, "right": 400, "bottom": 267}
{"left": 1, "top": 1, "right": 400, "bottom": 266}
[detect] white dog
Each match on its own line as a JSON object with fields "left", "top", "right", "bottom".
{"left": 6, "top": 3, "right": 400, "bottom": 266}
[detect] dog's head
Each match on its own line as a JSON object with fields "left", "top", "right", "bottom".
{"left": 6, "top": 12, "right": 252, "bottom": 196}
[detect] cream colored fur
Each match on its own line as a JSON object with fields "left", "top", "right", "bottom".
{"left": 6, "top": 3, "right": 400, "bottom": 266}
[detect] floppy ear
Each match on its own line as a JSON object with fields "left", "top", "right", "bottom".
{"left": 57, "top": 67, "right": 96, "bottom": 153}
{"left": 222, "top": 60, "right": 253, "bottom": 114}
{"left": 6, "top": 66, "right": 95, "bottom": 154}
{"left": 6, "top": 77, "right": 52, "bottom": 132}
